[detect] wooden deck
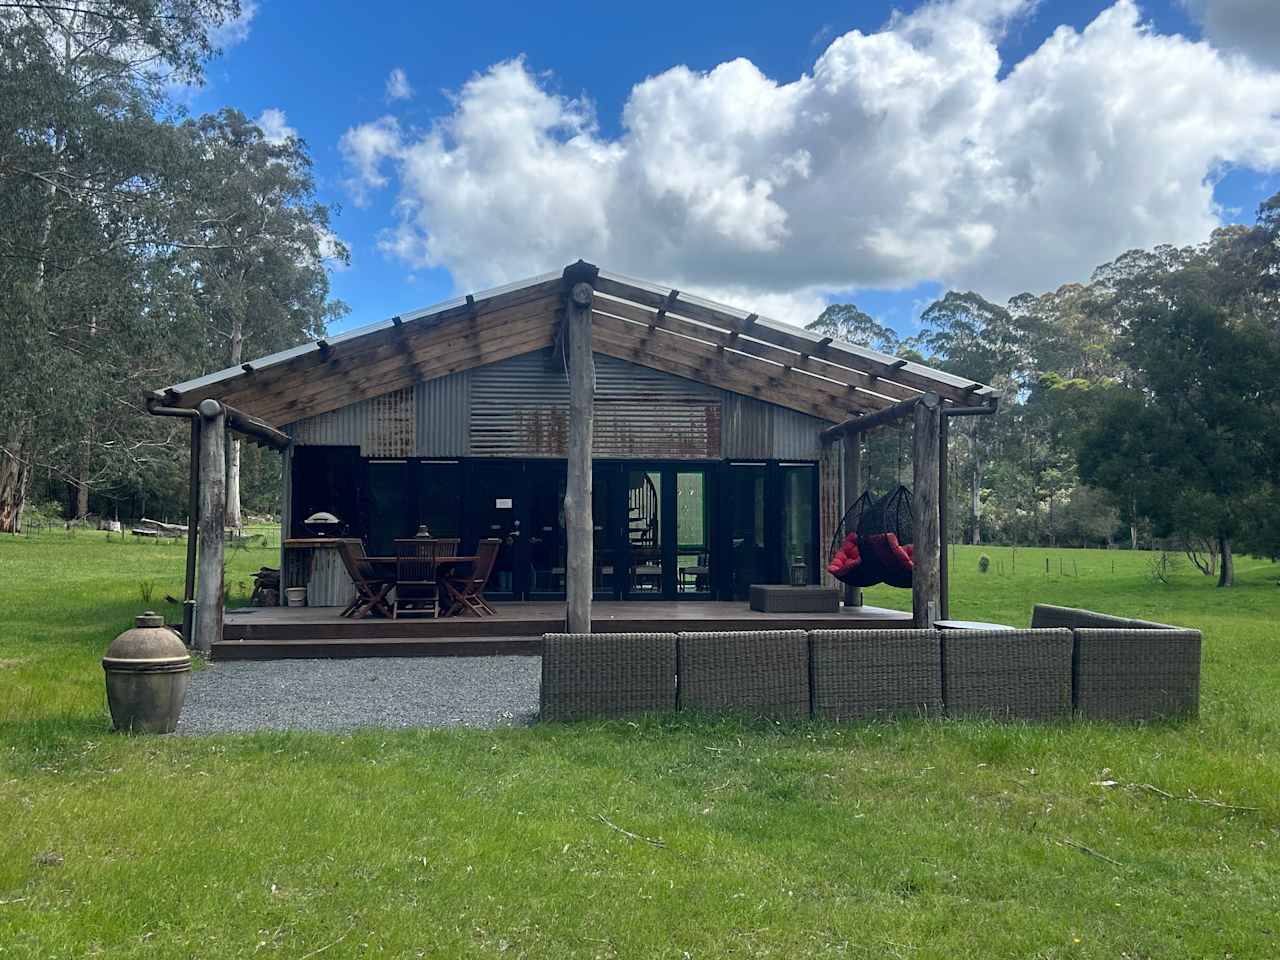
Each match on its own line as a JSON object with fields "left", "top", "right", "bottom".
{"left": 215, "top": 601, "right": 912, "bottom": 661}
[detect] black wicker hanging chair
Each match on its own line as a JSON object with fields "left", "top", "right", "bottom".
{"left": 859, "top": 485, "right": 914, "bottom": 589}
{"left": 827, "top": 490, "right": 885, "bottom": 588}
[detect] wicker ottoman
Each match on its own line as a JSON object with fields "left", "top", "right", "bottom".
{"left": 749, "top": 584, "right": 840, "bottom": 613}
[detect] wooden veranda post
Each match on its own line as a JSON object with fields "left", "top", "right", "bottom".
{"left": 912, "top": 393, "right": 942, "bottom": 627}
{"left": 564, "top": 278, "right": 595, "bottom": 634}
{"left": 843, "top": 433, "right": 863, "bottom": 608}
{"left": 194, "top": 398, "right": 226, "bottom": 653}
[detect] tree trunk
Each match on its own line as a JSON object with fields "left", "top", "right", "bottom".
{"left": 911, "top": 394, "right": 942, "bottom": 627}
{"left": 74, "top": 479, "right": 89, "bottom": 519}
{"left": 0, "top": 438, "right": 32, "bottom": 534}
{"left": 226, "top": 439, "right": 242, "bottom": 530}
{"left": 969, "top": 425, "right": 982, "bottom": 546}
{"left": 1217, "top": 535, "right": 1234, "bottom": 587}
{"left": 225, "top": 317, "right": 244, "bottom": 530}
{"left": 1130, "top": 523, "right": 1138, "bottom": 551}
{"left": 564, "top": 281, "right": 595, "bottom": 634}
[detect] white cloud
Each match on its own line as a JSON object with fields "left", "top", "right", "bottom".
{"left": 340, "top": 0, "right": 1280, "bottom": 316}
{"left": 1182, "top": 0, "right": 1280, "bottom": 68}
{"left": 210, "top": 0, "right": 258, "bottom": 51}
{"left": 255, "top": 107, "right": 296, "bottom": 145}
{"left": 386, "top": 67, "right": 414, "bottom": 101}
{"left": 338, "top": 115, "right": 404, "bottom": 206}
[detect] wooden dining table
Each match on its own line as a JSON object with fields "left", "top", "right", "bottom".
{"left": 369, "top": 554, "right": 479, "bottom": 616}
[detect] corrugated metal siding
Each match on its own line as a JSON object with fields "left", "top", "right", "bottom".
{"left": 286, "top": 386, "right": 415, "bottom": 456}
{"left": 416, "top": 371, "right": 469, "bottom": 456}
{"left": 721, "top": 393, "right": 830, "bottom": 460}
{"left": 469, "top": 351, "right": 722, "bottom": 458}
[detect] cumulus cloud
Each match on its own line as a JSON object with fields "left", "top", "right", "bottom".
{"left": 386, "top": 67, "right": 414, "bottom": 101}
{"left": 339, "top": 0, "right": 1280, "bottom": 321}
{"left": 210, "top": 0, "right": 258, "bottom": 50}
{"left": 255, "top": 107, "right": 296, "bottom": 145}
{"left": 338, "top": 115, "right": 403, "bottom": 206}
{"left": 1182, "top": 0, "right": 1280, "bottom": 69}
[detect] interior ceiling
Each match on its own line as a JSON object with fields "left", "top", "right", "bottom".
{"left": 154, "top": 264, "right": 997, "bottom": 429}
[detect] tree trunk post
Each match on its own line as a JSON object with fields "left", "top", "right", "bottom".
{"left": 1217, "top": 535, "right": 1234, "bottom": 588}
{"left": 912, "top": 393, "right": 942, "bottom": 627}
{"left": 564, "top": 280, "right": 595, "bottom": 634}
{"left": 183, "top": 419, "right": 201, "bottom": 645}
{"left": 843, "top": 432, "right": 863, "bottom": 608}
{"left": 938, "top": 410, "right": 950, "bottom": 620}
{"left": 194, "top": 399, "right": 226, "bottom": 653}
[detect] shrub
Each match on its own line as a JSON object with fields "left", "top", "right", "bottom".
{"left": 978, "top": 553, "right": 991, "bottom": 573}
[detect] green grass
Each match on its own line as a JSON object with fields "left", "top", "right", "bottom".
{"left": 2, "top": 532, "right": 1279, "bottom": 958}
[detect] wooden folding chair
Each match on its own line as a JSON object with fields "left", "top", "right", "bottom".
{"left": 393, "top": 538, "right": 445, "bottom": 618}
{"left": 337, "top": 539, "right": 394, "bottom": 619}
{"left": 445, "top": 538, "right": 501, "bottom": 617}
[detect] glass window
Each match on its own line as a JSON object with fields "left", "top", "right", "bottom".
{"left": 780, "top": 464, "right": 817, "bottom": 585}
{"left": 627, "top": 469, "right": 662, "bottom": 594}
{"left": 676, "top": 471, "right": 710, "bottom": 594}
{"left": 727, "top": 464, "right": 767, "bottom": 600}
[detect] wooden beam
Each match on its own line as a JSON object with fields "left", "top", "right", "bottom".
{"left": 221, "top": 404, "right": 290, "bottom": 451}
{"left": 590, "top": 312, "right": 875, "bottom": 421}
{"left": 843, "top": 432, "right": 863, "bottom": 609}
{"left": 564, "top": 280, "right": 594, "bottom": 635}
{"left": 593, "top": 294, "right": 911, "bottom": 404}
{"left": 218, "top": 295, "right": 557, "bottom": 415}
{"left": 593, "top": 273, "right": 993, "bottom": 404}
{"left": 821, "top": 395, "right": 923, "bottom": 443}
{"left": 236, "top": 303, "right": 558, "bottom": 424}
{"left": 912, "top": 393, "right": 942, "bottom": 628}
{"left": 194, "top": 399, "right": 226, "bottom": 653}
{"left": 590, "top": 324, "right": 849, "bottom": 423}
{"left": 168, "top": 278, "right": 562, "bottom": 409}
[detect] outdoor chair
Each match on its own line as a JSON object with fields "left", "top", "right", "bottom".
{"left": 810, "top": 629, "right": 942, "bottom": 720}
{"left": 1031, "top": 604, "right": 1201, "bottom": 720}
{"left": 541, "top": 633, "right": 678, "bottom": 721}
{"left": 392, "top": 538, "right": 449, "bottom": 618}
{"left": 677, "top": 630, "right": 810, "bottom": 717}
{"left": 336, "top": 539, "right": 394, "bottom": 619}
{"left": 942, "top": 627, "right": 1073, "bottom": 720}
{"left": 445, "top": 538, "right": 501, "bottom": 616}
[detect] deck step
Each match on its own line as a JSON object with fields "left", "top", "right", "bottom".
{"left": 210, "top": 635, "right": 542, "bottom": 661}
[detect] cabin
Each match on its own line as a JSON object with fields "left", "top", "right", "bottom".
{"left": 148, "top": 261, "right": 998, "bottom": 657}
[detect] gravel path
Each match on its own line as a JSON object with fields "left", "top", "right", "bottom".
{"left": 176, "top": 654, "right": 541, "bottom": 735}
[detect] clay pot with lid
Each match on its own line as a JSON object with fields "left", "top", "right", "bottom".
{"left": 102, "top": 612, "right": 191, "bottom": 733}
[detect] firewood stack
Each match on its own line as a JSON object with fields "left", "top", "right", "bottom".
{"left": 250, "top": 567, "right": 280, "bottom": 607}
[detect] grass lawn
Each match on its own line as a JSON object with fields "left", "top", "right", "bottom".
{"left": 2, "top": 531, "right": 1279, "bottom": 958}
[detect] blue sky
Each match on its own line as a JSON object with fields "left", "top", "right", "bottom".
{"left": 191, "top": 0, "right": 1280, "bottom": 339}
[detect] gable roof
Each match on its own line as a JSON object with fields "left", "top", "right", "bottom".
{"left": 152, "top": 261, "right": 999, "bottom": 427}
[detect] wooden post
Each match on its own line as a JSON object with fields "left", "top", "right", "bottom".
{"left": 912, "top": 393, "right": 942, "bottom": 628}
{"left": 564, "top": 280, "right": 595, "bottom": 634}
{"left": 182, "top": 418, "right": 200, "bottom": 643}
{"left": 194, "top": 398, "right": 226, "bottom": 653}
{"left": 843, "top": 432, "right": 863, "bottom": 609}
{"left": 938, "top": 411, "right": 950, "bottom": 620}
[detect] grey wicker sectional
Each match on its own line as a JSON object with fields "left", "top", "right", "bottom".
{"left": 678, "top": 630, "right": 810, "bottom": 717}
{"left": 537, "top": 607, "right": 1201, "bottom": 724}
{"left": 810, "top": 629, "right": 942, "bottom": 720}
{"left": 540, "top": 632, "right": 677, "bottom": 721}
{"left": 941, "top": 628, "right": 1073, "bottom": 720}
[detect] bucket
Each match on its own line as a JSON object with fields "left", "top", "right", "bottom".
{"left": 285, "top": 587, "right": 307, "bottom": 607}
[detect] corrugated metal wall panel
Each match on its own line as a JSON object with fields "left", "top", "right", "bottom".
{"left": 286, "top": 386, "right": 415, "bottom": 456}
{"left": 416, "top": 370, "right": 470, "bottom": 456}
{"left": 469, "top": 351, "right": 722, "bottom": 458}
{"left": 721, "top": 393, "right": 829, "bottom": 460}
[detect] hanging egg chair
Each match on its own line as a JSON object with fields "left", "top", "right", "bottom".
{"left": 827, "top": 490, "right": 886, "bottom": 587}
{"left": 859, "top": 485, "right": 914, "bottom": 589}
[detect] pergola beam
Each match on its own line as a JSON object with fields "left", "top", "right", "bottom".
{"left": 820, "top": 395, "right": 924, "bottom": 443}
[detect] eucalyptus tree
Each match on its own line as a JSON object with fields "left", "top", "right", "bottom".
{"left": 170, "top": 108, "right": 348, "bottom": 527}
{"left": 0, "top": 0, "right": 240, "bottom": 530}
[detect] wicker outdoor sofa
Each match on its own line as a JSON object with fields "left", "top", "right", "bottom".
{"left": 539, "top": 604, "right": 1201, "bottom": 723}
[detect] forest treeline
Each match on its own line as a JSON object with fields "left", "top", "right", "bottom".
{"left": 0, "top": 2, "right": 346, "bottom": 532}
{"left": 4, "top": 4, "right": 1279, "bottom": 585}
{"left": 811, "top": 199, "right": 1280, "bottom": 584}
